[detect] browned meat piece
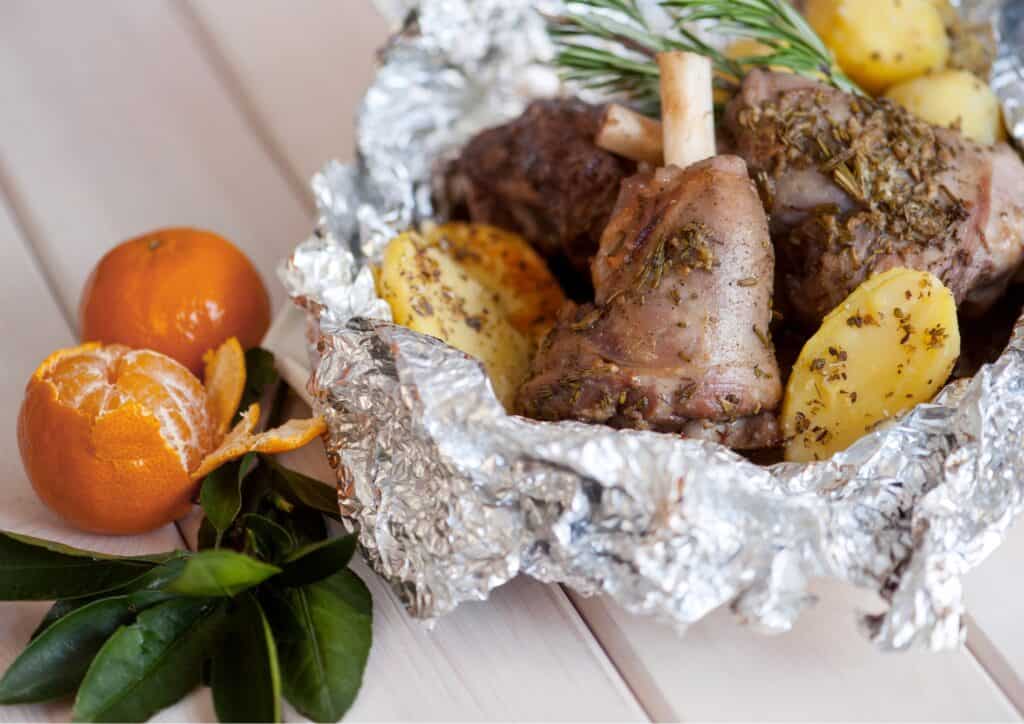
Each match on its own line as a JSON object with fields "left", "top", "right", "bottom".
{"left": 457, "top": 99, "right": 635, "bottom": 272}
{"left": 517, "top": 156, "right": 783, "bottom": 449}
{"left": 725, "top": 70, "right": 1024, "bottom": 325}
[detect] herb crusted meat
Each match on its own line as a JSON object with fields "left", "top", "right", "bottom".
{"left": 457, "top": 98, "right": 636, "bottom": 273}
{"left": 516, "top": 155, "right": 783, "bottom": 449}
{"left": 726, "top": 70, "right": 1024, "bottom": 326}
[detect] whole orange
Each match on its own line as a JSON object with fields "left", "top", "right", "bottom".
{"left": 79, "top": 228, "right": 271, "bottom": 375}
{"left": 18, "top": 343, "right": 217, "bottom": 535}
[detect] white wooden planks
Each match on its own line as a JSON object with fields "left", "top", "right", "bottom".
{"left": 0, "top": 0, "right": 311, "bottom": 323}
{"left": 185, "top": 0, "right": 389, "bottom": 183}
{"left": 965, "top": 524, "right": 1024, "bottom": 709}
{"left": 570, "top": 581, "right": 1018, "bottom": 722}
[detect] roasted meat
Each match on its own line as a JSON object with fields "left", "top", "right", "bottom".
{"left": 456, "top": 98, "right": 636, "bottom": 272}
{"left": 517, "top": 155, "right": 783, "bottom": 449}
{"left": 726, "top": 70, "right": 1024, "bottom": 325}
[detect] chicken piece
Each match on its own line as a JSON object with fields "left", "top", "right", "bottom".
{"left": 456, "top": 99, "right": 636, "bottom": 272}
{"left": 725, "top": 70, "right": 1024, "bottom": 325}
{"left": 517, "top": 155, "right": 783, "bottom": 449}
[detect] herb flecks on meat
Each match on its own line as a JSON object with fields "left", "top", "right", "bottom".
{"left": 517, "top": 157, "right": 783, "bottom": 450}
{"left": 726, "top": 70, "right": 1024, "bottom": 324}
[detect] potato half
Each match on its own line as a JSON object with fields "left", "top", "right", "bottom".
{"left": 782, "top": 268, "right": 960, "bottom": 462}
{"left": 377, "top": 224, "right": 565, "bottom": 409}
{"left": 886, "top": 70, "right": 1006, "bottom": 145}
{"left": 423, "top": 223, "right": 565, "bottom": 344}
{"left": 805, "top": 0, "right": 949, "bottom": 94}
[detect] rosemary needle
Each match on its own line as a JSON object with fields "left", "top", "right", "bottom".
{"left": 549, "top": 0, "right": 862, "bottom": 111}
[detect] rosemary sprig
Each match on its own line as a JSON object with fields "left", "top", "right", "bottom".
{"left": 549, "top": 0, "right": 862, "bottom": 112}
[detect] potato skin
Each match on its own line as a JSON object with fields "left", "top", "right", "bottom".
{"left": 782, "top": 268, "right": 960, "bottom": 462}
{"left": 886, "top": 70, "right": 1006, "bottom": 145}
{"left": 805, "top": 0, "right": 949, "bottom": 94}
{"left": 377, "top": 224, "right": 565, "bottom": 410}
{"left": 423, "top": 223, "right": 566, "bottom": 344}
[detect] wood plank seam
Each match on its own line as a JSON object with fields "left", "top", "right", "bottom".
{"left": 966, "top": 614, "right": 1024, "bottom": 718}
{"left": 566, "top": 590, "right": 676, "bottom": 722}
{"left": 173, "top": 1, "right": 316, "bottom": 218}
{"left": 559, "top": 588, "right": 657, "bottom": 722}
{"left": 0, "top": 160, "right": 78, "bottom": 334}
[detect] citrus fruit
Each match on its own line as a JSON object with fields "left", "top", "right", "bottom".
{"left": 18, "top": 339, "right": 326, "bottom": 535}
{"left": 78, "top": 228, "right": 271, "bottom": 375}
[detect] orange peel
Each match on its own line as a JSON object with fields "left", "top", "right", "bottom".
{"left": 203, "top": 336, "right": 246, "bottom": 436}
{"left": 191, "top": 404, "right": 327, "bottom": 481}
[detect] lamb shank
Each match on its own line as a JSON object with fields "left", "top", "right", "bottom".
{"left": 517, "top": 54, "right": 783, "bottom": 449}
{"left": 725, "top": 70, "right": 1024, "bottom": 325}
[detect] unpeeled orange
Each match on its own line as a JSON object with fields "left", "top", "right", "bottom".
{"left": 18, "top": 338, "right": 325, "bottom": 535}
{"left": 78, "top": 228, "right": 271, "bottom": 375}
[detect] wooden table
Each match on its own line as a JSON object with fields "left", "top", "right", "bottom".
{"left": 2, "top": 2, "right": 1023, "bottom": 721}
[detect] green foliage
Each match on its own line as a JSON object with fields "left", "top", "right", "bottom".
{"left": 0, "top": 348, "right": 370, "bottom": 723}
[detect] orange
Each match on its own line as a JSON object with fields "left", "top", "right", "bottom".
{"left": 18, "top": 339, "right": 326, "bottom": 536}
{"left": 79, "top": 228, "right": 271, "bottom": 376}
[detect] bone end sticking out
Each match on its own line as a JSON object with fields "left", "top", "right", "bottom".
{"left": 596, "top": 104, "right": 665, "bottom": 166}
{"left": 657, "top": 51, "right": 716, "bottom": 169}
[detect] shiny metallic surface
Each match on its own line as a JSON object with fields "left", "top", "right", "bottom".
{"left": 282, "top": 0, "right": 1024, "bottom": 650}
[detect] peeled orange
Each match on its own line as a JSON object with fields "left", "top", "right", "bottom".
{"left": 17, "top": 339, "right": 325, "bottom": 535}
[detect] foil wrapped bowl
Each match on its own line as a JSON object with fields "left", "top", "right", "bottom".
{"left": 282, "top": 0, "right": 1024, "bottom": 650}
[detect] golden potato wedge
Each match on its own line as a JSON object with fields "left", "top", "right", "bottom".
{"left": 782, "top": 268, "right": 960, "bottom": 462}
{"left": 422, "top": 223, "right": 566, "bottom": 344}
{"left": 378, "top": 231, "right": 533, "bottom": 409}
{"left": 886, "top": 70, "right": 1006, "bottom": 145}
{"left": 805, "top": 0, "right": 949, "bottom": 94}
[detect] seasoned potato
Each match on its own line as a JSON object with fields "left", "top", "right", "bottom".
{"left": 782, "top": 268, "right": 960, "bottom": 462}
{"left": 422, "top": 223, "right": 566, "bottom": 343}
{"left": 805, "top": 0, "right": 949, "bottom": 94}
{"left": 378, "top": 231, "right": 533, "bottom": 408}
{"left": 886, "top": 70, "right": 1006, "bottom": 145}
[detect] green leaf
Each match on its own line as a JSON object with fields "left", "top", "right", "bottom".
{"left": 31, "top": 599, "right": 82, "bottom": 640}
{"left": 31, "top": 557, "right": 188, "bottom": 639}
{"left": 264, "top": 569, "right": 372, "bottom": 722}
{"left": 241, "top": 514, "right": 296, "bottom": 563}
{"left": 240, "top": 348, "right": 280, "bottom": 417}
{"left": 211, "top": 595, "right": 282, "bottom": 723}
{"left": 0, "top": 531, "right": 178, "bottom": 601}
{"left": 263, "top": 458, "right": 341, "bottom": 521}
{"left": 276, "top": 536, "right": 357, "bottom": 588}
{"left": 197, "top": 516, "right": 219, "bottom": 552}
{"left": 166, "top": 550, "right": 281, "bottom": 597}
{"left": 72, "top": 598, "right": 226, "bottom": 722}
{"left": 0, "top": 591, "right": 170, "bottom": 704}
{"left": 200, "top": 454, "right": 260, "bottom": 543}
{"left": 276, "top": 505, "right": 328, "bottom": 547}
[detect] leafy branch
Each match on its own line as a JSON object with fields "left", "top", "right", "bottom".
{"left": 549, "top": 0, "right": 862, "bottom": 114}
{"left": 0, "top": 349, "right": 369, "bottom": 723}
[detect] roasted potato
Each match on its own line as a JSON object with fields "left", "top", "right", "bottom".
{"left": 781, "top": 268, "right": 960, "bottom": 462}
{"left": 378, "top": 231, "right": 531, "bottom": 408}
{"left": 886, "top": 69, "right": 1006, "bottom": 145}
{"left": 422, "top": 223, "right": 566, "bottom": 344}
{"left": 805, "top": 0, "right": 949, "bottom": 94}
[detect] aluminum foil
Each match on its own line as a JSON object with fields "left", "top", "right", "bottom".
{"left": 282, "top": 0, "right": 1024, "bottom": 650}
